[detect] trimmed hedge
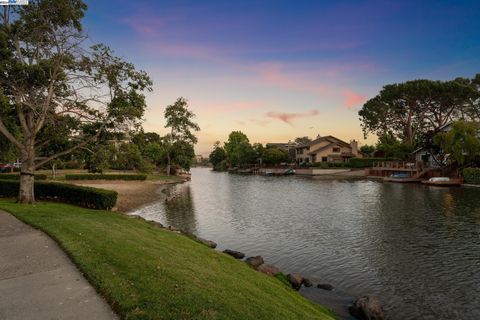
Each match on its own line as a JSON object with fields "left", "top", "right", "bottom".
{"left": 0, "top": 180, "right": 117, "bottom": 210}
{"left": 348, "top": 157, "right": 398, "bottom": 168}
{"left": 65, "top": 174, "right": 147, "bottom": 181}
{"left": 463, "top": 168, "right": 480, "bottom": 185}
{"left": 0, "top": 173, "right": 47, "bottom": 180}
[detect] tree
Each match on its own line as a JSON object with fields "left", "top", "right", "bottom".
{"left": 261, "top": 147, "right": 289, "bottom": 165}
{"left": 171, "top": 140, "right": 195, "bottom": 172}
{"left": 359, "top": 81, "right": 429, "bottom": 146}
{"left": 86, "top": 146, "right": 112, "bottom": 173}
{"left": 209, "top": 141, "right": 226, "bottom": 171}
{"left": 0, "top": 1, "right": 152, "bottom": 203}
{"left": 143, "top": 142, "right": 166, "bottom": 167}
{"left": 224, "top": 131, "right": 255, "bottom": 167}
{"left": 359, "top": 78, "right": 480, "bottom": 147}
{"left": 359, "top": 144, "right": 375, "bottom": 155}
{"left": 164, "top": 97, "right": 199, "bottom": 175}
{"left": 295, "top": 136, "right": 311, "bottom": 145}
{"left": 375, "top": 133, "right": 413, "bottom": 159}
{"left": 434, "top": 121, "right": 480, "bottom": 167}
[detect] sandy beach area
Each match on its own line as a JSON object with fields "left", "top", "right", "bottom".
{"left": 68, "top": 178, "right": 186, "bottom": 212}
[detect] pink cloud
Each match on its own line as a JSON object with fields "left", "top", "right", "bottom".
{"left": 251, "top": 63, "right": 327, "bottom": 94}
{"left": 343, "top": 90, "right": 366, "bottom": 109}
{"left": 266, "top": 110, "right": 319, "bottom": 125}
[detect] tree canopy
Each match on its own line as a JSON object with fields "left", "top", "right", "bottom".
{"left": 359, "top": 77, "right": 480, "bottom": 147}
{"left": 0, "top": 0, "right": 152, "bottom": 202}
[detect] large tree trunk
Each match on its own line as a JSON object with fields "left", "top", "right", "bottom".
{"left": 406, "top": 111, "right": 414, "bottom": 145}
{"left": 18, "top": 148, "right": 35, "bottom": 204}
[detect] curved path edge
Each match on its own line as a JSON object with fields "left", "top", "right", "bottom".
{"left": 0, "top": 210, "right": 118, "bottom": 320}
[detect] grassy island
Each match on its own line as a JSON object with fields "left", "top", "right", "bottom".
{"left": 0, "top": 199, "right": 334, "bottom": 320}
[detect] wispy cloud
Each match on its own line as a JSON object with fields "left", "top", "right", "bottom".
{"left": 266, "top": 110, "right": 319, "bottom": 125}
{"left": 251, "top": 62, "right": 328, "bottom": 94}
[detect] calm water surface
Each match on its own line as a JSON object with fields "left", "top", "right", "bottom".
{"left": 132, "top": 168, "right": 480, "bottom": 320}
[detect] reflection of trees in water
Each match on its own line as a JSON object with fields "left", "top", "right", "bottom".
{"left": 163, "top": 184, "right": 198, "bottom": 234}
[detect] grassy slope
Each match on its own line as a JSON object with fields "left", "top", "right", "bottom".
{"left": 0, "top": 199, "right": 334, "bottom": 320}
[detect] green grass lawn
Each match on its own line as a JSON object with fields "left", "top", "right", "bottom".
{"left": 0, "top": 199, "right": 335, "bottom": 320}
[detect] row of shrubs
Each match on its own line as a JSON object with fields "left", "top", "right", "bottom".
{"left": 463, "top": 168, "right": 480, "bottom": 185}
{"left": 0, "top": 180, "right": 118, "bottom": 210}
{"left": 65, "top": 174, "right": 147, "bottom": 181}
{"left": 0, "top": 173, "right": 48, "bottom": 180}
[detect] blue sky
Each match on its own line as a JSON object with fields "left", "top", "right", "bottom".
{"left": 83, "top": 0, "right": 480, "bottom": 154}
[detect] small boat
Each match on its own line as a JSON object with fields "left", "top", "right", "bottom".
{"left": 422, "top": 177, "right": 463, "bottom": 186}
{"left": 383, "top": 172, "right": 421, "bottom": 183}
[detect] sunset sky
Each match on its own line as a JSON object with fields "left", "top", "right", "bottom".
{"left": 84, "top": 0, "right": 480, "bottom": 155}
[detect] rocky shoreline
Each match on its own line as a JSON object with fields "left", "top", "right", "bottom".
{"left": 117, "top": 178, "right": 385, "bottom": 320}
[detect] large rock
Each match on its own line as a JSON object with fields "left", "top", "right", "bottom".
{"left": 197, "top": 237, "right": 217, "bottom": 249}
{"left": 287, "top": 273, "right": 304, "bottom": 290}
{"left": 257, "top": 264, "right": 280, "bottom": 276}
{"left": 349, "top": 295, "right": 385, "bottom": 320}
{"left": 245, "top": 256, "right": 264, "bottom": 269}
{"left": 317, "top": 283, "right": 334, "bottom": 291}
{"left": 223, "top": 249, "right": 245, "bottom": 259}
{"left": 303, "top": 278, "right": 313, "bottom": 287}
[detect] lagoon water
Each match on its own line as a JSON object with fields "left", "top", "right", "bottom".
{"left": 132, "top": 168, "right": 480, "bottom": 320}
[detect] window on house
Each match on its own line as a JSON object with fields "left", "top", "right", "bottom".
{"left": 333, "top": 147, "right": 340, "bottom": 152}
{"left": 322, "top": 157, "right": 328, "bottom": 162}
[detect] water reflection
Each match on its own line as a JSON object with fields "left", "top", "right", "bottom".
{"left": 163, "top": 184, "right": 198, "bottom": 234}
{"left": 131, "top": 168, "right": 480, "bottom": 320}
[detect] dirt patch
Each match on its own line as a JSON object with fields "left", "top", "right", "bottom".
{"left": 67, "top": 180, "right": 184, "bottom": 212}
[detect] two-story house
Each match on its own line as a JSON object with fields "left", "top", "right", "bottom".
{"left": 295, "top": 136, "right": 362, "bottom": 164}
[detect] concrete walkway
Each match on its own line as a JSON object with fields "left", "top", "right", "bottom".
{"left": 0, "top": 210, "right": 118, "bottom": 320}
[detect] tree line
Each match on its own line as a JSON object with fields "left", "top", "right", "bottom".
{"left": 209, "top": 131, "right": 302, "bottom": 171}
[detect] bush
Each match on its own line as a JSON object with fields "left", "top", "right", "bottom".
{"left": 311, "top": 162, "right": 346, "bottom": 169}
{"left": 0, "top": 180, "right": 117, "bottom": 210}
{"left": 0, "top": 173, "right": 47, "bottom": 180}
{"left": 348, "top": 157, "right": 397, "bottom": 168}
{"left": 463, "top": 168, "right": 480, "bottom": 184}
{"left": 65, "top": 174, "right": 147, "bottom": 181}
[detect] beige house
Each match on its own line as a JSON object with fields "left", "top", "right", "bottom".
{"left": 296, "top": 136, "right": 361, "bottom": 164}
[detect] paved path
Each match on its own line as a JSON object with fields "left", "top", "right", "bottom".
{"left": 0, "top": 210, "right": 118, "bottom": 320}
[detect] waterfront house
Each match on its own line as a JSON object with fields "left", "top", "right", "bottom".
{"left": 412, "top": 123, "right": 453, "bottom": 168}
{"left": 295, "top": 135, "right": 362, "bottom": 164}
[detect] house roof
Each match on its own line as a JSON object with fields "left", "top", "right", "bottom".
{"left": 298, "top": 135, "right": 351, "bottom": 150}
{"left": 307, "top": 142, "right": 336, "bottom": 155}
